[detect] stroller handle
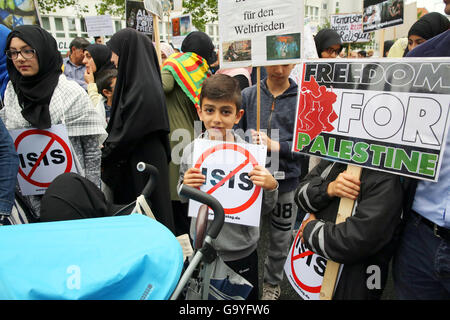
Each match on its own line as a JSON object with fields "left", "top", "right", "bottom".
{"left": 137, "top": 162, "right": 159, "bottom": 200}
{"left": 177, "top": 184, "right": 225, "bottom": 240}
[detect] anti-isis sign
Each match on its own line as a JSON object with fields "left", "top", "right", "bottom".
{"left": 292, "top": 58, "right": 450, "bottom": 182}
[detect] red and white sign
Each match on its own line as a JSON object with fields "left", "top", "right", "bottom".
{"left": 284, "top": 214, "right": 342, "bottom": 300}
{"left": 10, "top": 124, "right": 77, "bottom": 196}
{"left": 188, "top": 139, "right": 267, "bottom": 227}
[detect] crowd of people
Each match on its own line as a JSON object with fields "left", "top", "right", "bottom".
{"left": 0, "top": 3, "right": 448, "bottom": 300}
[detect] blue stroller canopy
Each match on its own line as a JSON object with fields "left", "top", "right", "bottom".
{"left": 0, "top": 214, "right": 183, "bottom": 299}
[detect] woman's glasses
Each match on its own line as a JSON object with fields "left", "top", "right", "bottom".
{"left": 5, "top": 48, "right": 36, "bottom": 60}
{"left": 324, "top": 47, "right": 342, "bottom": 56}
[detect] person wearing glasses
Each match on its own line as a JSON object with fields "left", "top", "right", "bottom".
{"left": 313, "top": 28, "right": 343, "bottom": 59}
{"left": 0, "top": 25, "right": 106, "bottom": 218}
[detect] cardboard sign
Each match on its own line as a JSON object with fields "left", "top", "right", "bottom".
{"left": 330, "top": 13, "right": 371, "bottom": 44}
{"left": 187, "top": 139, "right": 267, "bottom": 227}
{"left": 9, "top": 124, "right": 78, "bottom": 196}
{"left": 284, "top": 215, "right": 340, "bottom": 300}
{"left": 84, "top": 15, "right": 114, "bottom": 37}
{"left": 363, "top": 0, "right": 404, "bottom": 32}
{"left": 218, "top": 0, "right": 303, "bottom": 68}
{"left": 144, "top": 0, "right": 163, "bottom": 18}
{"left": 292, "top": 58, "right": 450, "bottom": 182}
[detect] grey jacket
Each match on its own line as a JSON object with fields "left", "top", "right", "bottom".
{"left": 178, "top": 132, "right": 278, "bottom": 261}
{"left": 237, "top": 78, "right": 304, "bottom": 193}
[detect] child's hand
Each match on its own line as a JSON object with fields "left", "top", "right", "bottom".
{"left": 84, "top": 65, "right": 95, "bottom": 84}
{"left": 251, "top": 130, "right": 280, "bottom": 152}
{"left": 299, "top": 213, "right": 316, "bottom": 243}
{"left": 327, "top": 171, "right": 361, "bottom": 200}
{"left": 248, "top": 165, "right": 278, "bottom": 191}
{"left": 183, "top": 167, "right": 206, "bottom": 188}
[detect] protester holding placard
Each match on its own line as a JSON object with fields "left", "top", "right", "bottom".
{"left": 393, "top": 4, "right": 450, "bottom": 300}
{"left": 294, "top": 160, "right": 404, "bottom": 299}
{"left": 238, "top": 64, "right": 304, "bottom": 300}
{"left": 161, "top": 31, "right": 217, "bottom": 236}
{"left": 0, "top": 25, "right": 106, "bottom": 217}
{"left": 178, "top": 74, "right": 278, "bottom": 300}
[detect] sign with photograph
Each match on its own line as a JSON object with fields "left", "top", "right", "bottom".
{"left": 218, "top": 0, "right": 303, "bottom": 68}
{"left": 292, "top": 58, "right": 450, "bottom": 182}
{"left": 363, "top": 0, "right": 404, "bottom": 32}
{"left": 126, "top": 0, "right": 153, "bottom": 36}
{"left": 330, "top": 13, "right": 371, "bottom": 44}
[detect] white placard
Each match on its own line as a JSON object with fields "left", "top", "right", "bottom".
{"left": 84, "top": 15, "right": 114, "bottom": 37}
{"left": 187, "top": 139, "right": 267, "bottom": 227}
{"left": 218, "top": 0, "right": 303, "bottom": 68}
{"left": 330, "top": 13, "right": 371, "bottom": 44}
{"left": 284, "top": 214, "right": 342, "bottom": 300}
{"left": 144, "top": 0, "right": 163, "bottom": 18}
{"left": 9, "top": 124, "right": 78, "bottom": 196}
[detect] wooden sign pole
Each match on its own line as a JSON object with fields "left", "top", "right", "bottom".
{"left": 153, "top": 14, "right": 162, "bottom": 67}
{"left": 379, "top": 29, "right": 385, "bottom": 58}
{"left": 319, "top": 164, "right": 362, "bottom": 300}
{"left": 256, "top": 66, "right": 261, "bottom": 132}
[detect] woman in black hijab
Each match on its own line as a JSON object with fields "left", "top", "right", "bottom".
{"left": 83, "top": 43, "right": 115, "bottom": 78}
{"left": 102, "top": 28, "right": 175, "bottom": 233}
{"left": 406, "top": 12, "right": 450, "bottom": 54}
{"left": 1, "top": 25, "right": 106, "bottom": 216}
{"left": 314, "top": 28, "right": 343, "bottom": 58}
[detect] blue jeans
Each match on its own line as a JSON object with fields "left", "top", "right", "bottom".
{"left": 393, "top": 213, "right": 450, "bottom": 299}
{"left": 0, "top": 117, "right": 18, "bottom": 215}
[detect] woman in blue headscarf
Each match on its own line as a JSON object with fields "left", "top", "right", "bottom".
{"left": 0, "top": 24, "right": 11, "bottom": 102}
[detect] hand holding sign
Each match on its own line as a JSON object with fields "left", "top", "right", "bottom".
{"left": 327, "top": 171, "right": 361, "bottom": 201}
{"left": 251, "top": 130, "right": 280, "bottom": 152}
{"left": 248, "top": 165, "right": 278, "bottom": 191}
{"left": 183, "top": 167, "right": 206, "bottom": 188}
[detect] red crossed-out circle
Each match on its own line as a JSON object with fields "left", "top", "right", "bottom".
{"left": 14, "top": 129, "right": 73, "bottom": 188}
{"left": 194, "top": 143, "right": 261, "bottom": 215}
{"left": 290, "top": 230, "right": 322, "bottom": 294}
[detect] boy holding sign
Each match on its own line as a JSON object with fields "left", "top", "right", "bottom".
{"left": 178, "top": 74, "right": 278, "bottom": 300}
{"left": 294, "top": 160, "right": 403, "bottom": 299}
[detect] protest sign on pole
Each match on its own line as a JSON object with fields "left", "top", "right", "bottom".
{"left": 363, "top": 0, "right": 404, "bottom": 32}
{"left": 187, "top": 139, "right": 267, "bottom": 227}
{"left": 218, "top": 0, "right": 303, "bottom": 69}
{"left": 84, "top": 15, "right": 114, "bottom": 37}
{"left": 330, "top": 13, "right": 371, "bottom": 44}
{"left": 126, "top": 0, "right": 154, "bottom": 37}
{"left": 292, "top": 58, "right": 450, "bottom": 182}
{"left": 9, "top": 124, "right": 78, "bottom": 196}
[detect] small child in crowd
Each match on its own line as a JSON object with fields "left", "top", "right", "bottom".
{"left": 177, "top": 74, "right": 279, "bottom": 300}
{"left": 95, "top": 68, "right": 117, "bottom": 125}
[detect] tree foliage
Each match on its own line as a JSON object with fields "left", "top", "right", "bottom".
{"left": 37, "top": 0, "right": 218, "bottom": 31}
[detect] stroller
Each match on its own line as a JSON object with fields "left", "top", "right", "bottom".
{"left": 0, "top": 162, "right": 251, "bottom": 300}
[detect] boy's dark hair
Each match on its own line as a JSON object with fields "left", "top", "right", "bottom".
{"left": 96, "top": 68, "right": 118, "bottom": 98}
{"left": 200, "top": 74, "right": 242, "bottom": 111}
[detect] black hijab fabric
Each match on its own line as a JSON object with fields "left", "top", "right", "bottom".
{"left": 408, "top": 12, "right": 450, "bottom": 40}
{"left": 314, "top": 28, "right": 343, "bottom": 57}
{"left": 85, "top": 43, "right": 115, "bottom": 77}
{"left": 104, "top": 28, "right": 170, "bottom": 162}
{"left": 6, "top": 25, "right": 62, "bottom": 129}
{"left": 40, "top": 172, "right": 116, "bottom": 222}
{"left": 181, "top": 31, "right": 217, "bottom": 66}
